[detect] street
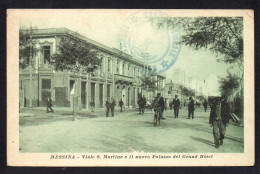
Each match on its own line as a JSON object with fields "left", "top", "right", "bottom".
{"left": 19, "top": 107, "right": 244, "bottom": 153}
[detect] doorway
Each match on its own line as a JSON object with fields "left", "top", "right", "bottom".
{"left": 107, "top": 84, "right": 110, "bottom": 99}
{"left": 41, "top": 79, "right": 51, "bottom": 106}
{"left": 128, "top": 87, "right": 130, "bottom": 107}
{"left": 91, "top": 83, "right": 95, "bottom": 102}
{"left": 99, "top": 84, "right": 103, "bottom": 107}
{"left": 122, "top": 86, "right": 126, "bottom": 105}
{"left": 81, "top": 82, "right": 86, "bottom": 108}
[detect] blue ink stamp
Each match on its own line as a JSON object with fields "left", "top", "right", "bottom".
{"left": 118, "top": 10, "right": 182, "bottom": 74}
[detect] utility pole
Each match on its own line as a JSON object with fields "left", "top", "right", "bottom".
{"left": 29, "top": 27, "right": 33, "bottom": 107}
{"left": 141, "top": 52, "right": 150, "bottom": 76}
{"left": 37, "top": 53, "right": 40, "bottom": 107}
{"left": 72, "top": 60, "right": 80, "bottom": 121}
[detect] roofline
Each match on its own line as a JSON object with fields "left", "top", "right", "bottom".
{"left": 21, "top": 28, "right": 151, "bottom": 68}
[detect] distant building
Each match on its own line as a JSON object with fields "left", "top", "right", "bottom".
{"left": 164, "top": 79, "right": 183, "bottom": 103}
{"left": 164, "top": 80, "right": 174, "bottom": 103}
{"left": 153, "top": 74, "right": 166, "bottom": 99}
{"left": 19, "top": 28, "right": 151, "bottom": 109}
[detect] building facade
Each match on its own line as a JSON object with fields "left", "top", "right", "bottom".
{"left": 19, "top": 28, "right": 151, "bottom": 109}
{"left": 164, "top": 80, "right": 174, "bottom": 102}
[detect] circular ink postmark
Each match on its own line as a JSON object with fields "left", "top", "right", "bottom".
{"left": 118, "top": 10, "right": 182, "bottom": 74}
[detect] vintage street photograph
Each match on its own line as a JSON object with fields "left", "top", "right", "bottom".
{"left": 7, "top": 9, "right": 254, "bottom": 166}
{"left": 18, "top": 10, "right": 245, "bottom": 153}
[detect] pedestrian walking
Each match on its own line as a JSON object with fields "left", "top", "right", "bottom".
{"left": 142, "top": 95, "right": 146, "bottom": 114}
{"left": 110, "top": 98, "right": 115, "bottom": 117}
{"left": 203, "top": 99, "right": 208, "bottom": 112}
{"left": 153, "top": 97, "right": 162, "bottom": 126}
{"left": 187, "top": 97, "right": 195, "bottom": 119}
{"left": 105, "top": 98, "right": 110, "bottom": 117}
{"left": 172, "top": 95, "right": 180, "bottom": 118}
{"left": 138, "top": 97, "right": 143, "bottom": 114}
{"left": 209, "top": 97, "right": 230, "bottom": 148}
{"left": 90, "top": 98, "right": 95, "bottom": 112}
{"left": 158, "top": 94, "right": 165, "bottom": 120}
{"left": 119, "top": 99, "right": 124, "bottom": 112}
{"left": 164, "top": 100, "right": 167, "bottom": 111}
{"left": 46, "top": 97, "right": 54, "bottom": 113}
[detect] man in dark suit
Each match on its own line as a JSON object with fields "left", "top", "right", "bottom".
{"left": 188, "top": 97, "right": 195, "bottom": 119}
{"left": 138, "top": 97, "right": 143, "bottom": 114}
{"left": 110, "top": 98, "right": 115, "bottom": 117}
{"left": 209, "top": 97, "right": 230, "bottom": 148}
{"left": 172, "top": 95, "right": 180, "bottom": 118}
{"left": 203, "top": 99, "right": 208, "bottom": 112}
{"left": 46, "top": 97, "right": 54, "bottom": 113}
{"left": 141, "top": 95, "right": 146, "bottom": 114}
{"left": 119, "top": 99, "right": 124, "bottom": 112}
{"left": 158, "top": 94, "right": 165, "bottom": 120}
{"left": 105, "top": 98, "right": 110, "bottom": 117}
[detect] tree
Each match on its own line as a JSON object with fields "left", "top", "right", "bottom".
{"left": 139, "top": 69, "right": 158, "bottom": 100}
{"left": 51, "top": 34, "right": 101, "bottom": 120}
{"left": 152, "top": 17, "right": 244, "bottom": 124}
{"left": 19, "top": 27, "right": 41, "bottom": 107}
{"left": 177, "top": 84, "right": 195, "bottom": 97}
{"left": 140, "top": 76, "right": 157, "bottom": 92}
{"left": 19, "top": 27, "right": 40, "bottom": 68}
{"left": 152, "top": 17, "right": 243, "bottom": 70}
{"left": 218, "top": 72, "right": 240, "bottom": 97}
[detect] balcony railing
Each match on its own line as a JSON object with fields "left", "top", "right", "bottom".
{"left": 114, "top": 74, "right": 136, "bottom": 84}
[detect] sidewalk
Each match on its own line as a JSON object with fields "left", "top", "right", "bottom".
{"left": 19, "top": 106, "right": 138, "bottom": 118}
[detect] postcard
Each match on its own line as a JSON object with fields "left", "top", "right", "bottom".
{"left": 7, "top": 9, "right": 254, "bottom": 166}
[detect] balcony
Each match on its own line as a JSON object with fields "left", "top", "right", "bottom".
{"left": 114, "top": 74, "right": 135, "bottom": 85}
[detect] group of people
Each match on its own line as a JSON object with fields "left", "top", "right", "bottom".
{"left": 90, "top": 95, "right": 231, "bottom": 149}
{"left": 150, "top": 94, "right": 166, "bottom": 121}
{"left": 168, "top": 95, "right": 196, "bottom": 119}
{"left": 105, "top": 98, "right": 116, "bottom": 117}
{"left": 90, "top": 98, "right": 124, "bottom": 115}
{"left": 137, "top": 95, "right": 147, "bottom": 114}
{"left": 155, "top": 94, "right": 231, "bottom": 149}
{"left": 135, "top": 94, "right": 197, "bottom": 120}
{"left": 45, "top": 93, "right": 231, "bottom": 149}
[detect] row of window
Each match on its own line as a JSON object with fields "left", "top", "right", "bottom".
{"left": 100, "top": 58, "right": 143, "bottom": 77}
{"left": 42, "top": 45, "right": 145, "bottom": 77}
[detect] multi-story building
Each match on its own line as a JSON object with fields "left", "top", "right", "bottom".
{"left": 19, "top": 28, "right": 151, "bottom": 109}
{"left": 164, "top": 80, "right": 174, "bottom": 102}
{"left": 151, "top": 74, "right": 166, "bottom": 100}
{"left": 164, "top": 79, "right": 189, "bottom": 106}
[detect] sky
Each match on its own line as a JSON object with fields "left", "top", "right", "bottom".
{"left": 19, "top": 10, "right": 237, "bottom": 96}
